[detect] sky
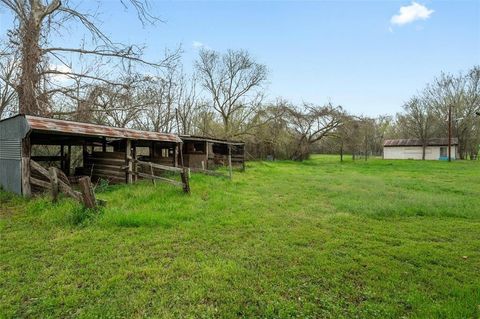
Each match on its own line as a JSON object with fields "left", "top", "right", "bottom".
{"left": 1, "top": 0, "right": 479, "bottom": 116}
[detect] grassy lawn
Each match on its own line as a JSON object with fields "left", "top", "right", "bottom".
{"left": 1, "top": 155, "right": 479, "bottom": 318}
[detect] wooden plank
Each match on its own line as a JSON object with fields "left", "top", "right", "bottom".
{"left": 84, "top": 163, "right": 123, "bottom": 171}
{"left": 31, "top": 155, "right": 65, "bottom": 161}
{"left": 126, "top": 139, "right": 132, "bottom": 184}
{"left": 30, "top": 176, "right": 51, "bottom": 190}
{"left": 86, "top": 157, "right": 126, "bottom": 165}
{"left": 91, "top": 151, "right": 125, "bottom": 159}
{"left": 31, "top": 160, "right": 82, "bottom": 201}
{"left": 88, "top": 168, "right": 126, "bottom": 178}
{"left": 135, "top": 160, "right": 183, "bottom": 173}
{"left": 49, "top": 167, "right": 59, "bottom": 202}
{"left": 21, "top": 137, "right": 31, "bottom": 197}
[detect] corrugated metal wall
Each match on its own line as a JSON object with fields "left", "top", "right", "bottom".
{"left": 0, "top": 116, "right": 29, "bottom": 195}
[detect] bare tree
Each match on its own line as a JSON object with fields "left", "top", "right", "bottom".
{"left": 396, "top": 97, "right": 437, "bottom": 160}
{"left": 0, "top": 0, "right": 173, "bottom": 116}
{"left": 176, "top": 73, "right": 202, "bottom": 135}
{"left": 287, "top": 103, "right": 344, "bottom": 161}
{"left": 195, "top": 48, "right": 267, "bottom": 138}
{"left": 0, "top": 43, "right": 19, "bottom": 118}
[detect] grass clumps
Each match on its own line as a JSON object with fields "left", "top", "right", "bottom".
{"left": 0, "top": 155, "right": 479, "bottom": 318}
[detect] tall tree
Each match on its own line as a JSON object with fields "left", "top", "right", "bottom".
{"left": 396, "top": 97, "right": 436, "bottom": 160}
{"left": 287, "top": 103, "right": 344, "bottom": 161}
{"left": 195, "top": 48, "right": 267, "bottom": 138}
{"left": 0, "top": 0, "right": 170, "bottom": 116}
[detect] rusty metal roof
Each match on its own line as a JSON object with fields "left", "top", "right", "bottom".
{"left": 180, "top": 135, "right": 244, "bottom": 145}
{"left": 24, "top": 115, "right": 181, "bottom": 143}
{"left": 384, "top": 138, "right": 458, "bottom": 147}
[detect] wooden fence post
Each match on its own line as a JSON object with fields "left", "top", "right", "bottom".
{"left": 49, "top": 167, "right": 59, "bottom": 203}
{"left": 78, "top": 176, "right": 96, "bottom": 209}
{"left": 149, "top": 162, "right": 156, "bottom": 185}
{"left": 181, "top": 168, "right": 190, "bottom": 194}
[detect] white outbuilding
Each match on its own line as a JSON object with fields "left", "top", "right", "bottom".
{"left": 383, "top": 138, "right": 459, "bottom": 160}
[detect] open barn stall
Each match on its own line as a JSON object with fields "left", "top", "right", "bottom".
{"left": 0, "top": 115, "right": 182, "bottom": 196}
{"left": 180, "top": 135, "right": 245, "bottom": 171}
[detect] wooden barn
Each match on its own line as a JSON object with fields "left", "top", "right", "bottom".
{"left": 180, "top": 135, "right": 245, "bottom": 171}
{"left": 0, "top": 115, "right": 184, "bottom": 196}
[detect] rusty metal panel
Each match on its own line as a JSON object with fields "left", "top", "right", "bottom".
{"left": 384, "top": 138, "right": 458, "bottom": 147}
{"left": 25, "top": 115, "right": 181, "bottom": 143}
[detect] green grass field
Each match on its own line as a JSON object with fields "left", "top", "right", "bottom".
{"left": 1, "top": 155, "right": 479, "bottom": 318}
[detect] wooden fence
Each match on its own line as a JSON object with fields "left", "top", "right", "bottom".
{"left": 30, "top": 160, "right": 99, "bottom": 208}
{"left": 134, "top": 160, "right": 190, "bottom": 193}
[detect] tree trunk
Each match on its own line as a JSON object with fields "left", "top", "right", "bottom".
{"left": 18, "top": 17, "right": 43, "bottom": 115}
{"left": 422, "top": 144, "right": 426, "bottom": 160}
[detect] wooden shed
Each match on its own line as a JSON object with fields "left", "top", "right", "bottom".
{"left": 0, "top": 114, "right": 183, "bottom": 196}
{"left": 180, "top": 135, "right": 245, "bottom": 171}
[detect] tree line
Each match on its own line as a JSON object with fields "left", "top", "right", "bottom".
{"left": 0, "top": 1, "right": 478, "bottom": 161}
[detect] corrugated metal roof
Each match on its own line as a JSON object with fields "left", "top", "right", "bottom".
{"left": 25, "top": 115, "right": 181, "bottom": 143}
{"left": 384, "top": 138, "right": 459, "bottom": 147}
{"left": 180, "top": 135, "right": 244, "bottom": 145}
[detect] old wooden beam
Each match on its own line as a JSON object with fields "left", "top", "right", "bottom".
{"left": 205, "top": 141, "right": 209, "bottom": 170}
{"left": 181, "top": 168, "right": 190, "bottom": 193}
{"left": 125, "top": 139, "right": 132, "bottom": 184}
{"left": 102, "top": 137, "right": 107, "bottom": 152}
{"left": 78, "top": 176, "right": 96, "bottom": 209}
{"left": 21, "top": 136, "right": 31, "bottom": 197}
{"left": 228, "top": 144, "right": 232, "bottom": 180}
{"left": 49, "top": 167, "right": 59, "bottom": 203}
{"left": 134, "top": 160, "right": 183, "bottom": 173}
{"left": 132, "top": 141, "right": 137, "bottom": 183}
{"left": 60, "top": 145, "right": 65, "bottom": 170}
{"left": 66, "top": 145, "right": 71, "bottom": 175}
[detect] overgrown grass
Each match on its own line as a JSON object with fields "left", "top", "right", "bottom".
{"left": 1, "top": 155, "right": 479, "bottom": 318}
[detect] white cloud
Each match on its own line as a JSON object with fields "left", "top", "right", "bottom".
{"left": 192, "top": 41, "right": 211, "bottom": 50}
{"left": 192, "top": 41, "right": 204, "bottom": 49}
{"left": 390, "top": 2, "right": 434, "bottom": 26}
{"left": 49, "top": 64, "right": 73, "bottom": 83}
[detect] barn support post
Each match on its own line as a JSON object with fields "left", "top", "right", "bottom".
{"left": 174, "top": 144, "right": 178, "bottom": 168}
{"left": 21, "top": 135, "right": 31, "bottom": 197}
{"left": 60, "top": 145, "right": 65, "bottom": 170}
{"left": 102, "top": 137, "right": 107, "bottom": 152}
{"left": 205, "top": 141, "right": 209, "bottom": 170}
{"left": 132, "top": 141, "right": 137, "bottom": 183}
{"left": 228, "top": 144, "right": 232, "bottom": 180}
{"left": 66, "top": 145, "right": 71, "bottom": 176}
{"left": 241, "top": 145, "right": 246, "bottom": 172}
{"left": 125, "top": 139, "right": 132, "bottom": 184}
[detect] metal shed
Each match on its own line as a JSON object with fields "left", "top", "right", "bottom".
{"left": 0, "top": 114, "right": 182, "bottom": 196}
{"left": 383, "top": 138, "right": 459, "bottom": 160}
